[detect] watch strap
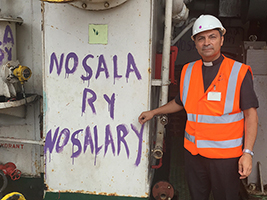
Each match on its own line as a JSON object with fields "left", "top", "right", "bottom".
{"left": 243, "top": 149, "right": 254, "bottom": 157}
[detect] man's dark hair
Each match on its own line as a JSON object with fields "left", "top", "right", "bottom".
{"left": 216, "top": 28, "right": 223, "bottom": 37}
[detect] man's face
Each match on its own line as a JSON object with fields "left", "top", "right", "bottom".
{"left": 194, "top": 29, "right": 224, "bottom": 62}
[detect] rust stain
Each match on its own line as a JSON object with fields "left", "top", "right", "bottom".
{"left": 34, "top": 160, "right": 39, "bottom": 171}
{"left": 45, "top": 188, "right": 147, "bottom": 198}
{"left": 75, "top": 190, "right": 85, "bottom": 193}
{"left": 143, "top": 193, "right": 149, "bottom": 197}
{"left": 99, "top": 192, "right": 119, "bottom": 196}
{"left": 42, "top": 0, "right": 74, "bottom": 2}
{"left": 44, "top": 184, "right": 50, "bottom": 191}
{"left": 108, "top": 193, "right": 118, "bottom": 196}
{"left": 148, "top": 68, "right": 151, "bottom": 73}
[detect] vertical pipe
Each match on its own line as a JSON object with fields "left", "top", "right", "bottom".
{"left": 161, "top": 0, "right": 173, "bottom": 104}
{"left": 153, "top": 0, "right": 173, "bottom": 159}
{"left": 258, "top": 162, "right": 264, "bottom": 194}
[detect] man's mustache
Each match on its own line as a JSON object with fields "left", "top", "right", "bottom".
{"left": 202, "top": 45, "right": 213, "bottom": 50}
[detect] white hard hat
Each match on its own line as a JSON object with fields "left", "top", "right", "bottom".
{"left": 191, "top": 15, "right": 226, "bottom": 40}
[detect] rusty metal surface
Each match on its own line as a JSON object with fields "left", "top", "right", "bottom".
{"left": 152, "top": 181, "right": 174, "bottom": 200}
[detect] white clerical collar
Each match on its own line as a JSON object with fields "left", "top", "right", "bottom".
{"left": 203, "top": 61, "right": 213, "bottom": 67}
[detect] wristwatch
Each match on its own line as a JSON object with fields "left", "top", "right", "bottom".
{"left": 243, "top": 149, "right": 254, "bottom": 157}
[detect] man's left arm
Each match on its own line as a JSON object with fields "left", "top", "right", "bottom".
{"left": 238, "top": 107, "right": 258, "bottom": 179}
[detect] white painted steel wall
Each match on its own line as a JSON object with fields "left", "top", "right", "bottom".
{"left": 0, "top": 0, "right": 42, "bottom": 176}
{"left": 43, "top": 0, "right": 153, "bottom": 197}
{"left": 246, "top": 48, "right": 267, "bottom": 185}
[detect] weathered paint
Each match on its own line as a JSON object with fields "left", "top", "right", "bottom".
{"left": 0, "top": 0, "right": 42, "bottom": 177}
{"left": 0, "top": 21, "right": 17, "bottom": 98}
{"left": 43, "top": 0, "right": 153, "bottom": 198}
{"left": 44, "top": 192, "right": 148, "bottom": 200}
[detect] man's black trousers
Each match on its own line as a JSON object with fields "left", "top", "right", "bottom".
{"left": 184, "top": 149, "right": 241, "bottom": 200}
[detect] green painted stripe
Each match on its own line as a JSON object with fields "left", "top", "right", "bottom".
{"left": 44, "top": 192, "right": 148, "bottom": 200}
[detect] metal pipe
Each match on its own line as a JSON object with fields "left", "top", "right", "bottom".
{"left": 171, "top": 18, "right": 196, "bottom": 46}
{"left": 172, "top": 0, "right": 189, "bottom": 24}
{"left": 172, "top": 0, "right": 184, "bottom": 16}
{"left": 258, "top": 161, "right": 264, "bottom": 194}
{"left": 0, "top": 137, "right": 44, "bottom": 146}
{"left": 0, "top": 17, "right": 23, "bottom": 24}
{"left": 152, "top": 0, "right": 189, "bottom": 159}
{"left": 153, "top": 0, "right": 173, "bottom": 159}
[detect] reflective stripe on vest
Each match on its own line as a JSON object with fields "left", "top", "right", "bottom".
{"left": 185, "top": 131, "right": 195, "bottom": 143}
{"left": 187, "top": 113, "right": 196, "bottom": 122}
{"left": 182, "top": 62, "right": 195, "bottom": 104}
{"left": 187, "top": 112, "right": 243, "bottom": 124}
{"left": 185, "top": 131, "right": 243, "bottom": 149}
{"left": 224, "top": 61, "right": 242, "bottom": 114}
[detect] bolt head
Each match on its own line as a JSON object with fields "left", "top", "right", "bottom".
{"left": 104, "top": 2, "right": 110, "bottom": 7}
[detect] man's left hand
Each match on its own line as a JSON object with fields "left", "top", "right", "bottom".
{"left": 238, "top": 153, "right": 253, "bottom": 179}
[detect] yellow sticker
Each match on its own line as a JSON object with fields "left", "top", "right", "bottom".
{"left": 89, "top": 24, "right": 108, "bottom": 45}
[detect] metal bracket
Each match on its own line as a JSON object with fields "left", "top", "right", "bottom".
{"left": 69, "top": 0, "right": 129, "bottom": 11}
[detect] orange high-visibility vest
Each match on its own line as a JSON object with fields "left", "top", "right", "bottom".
{"left": 180, "top": 56, "right": 252, "bottom": 159}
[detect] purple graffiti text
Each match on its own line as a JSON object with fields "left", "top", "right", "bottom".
{"left": 49, "top": 52, "right": 142, "bottom": 85}
{"left": 0, "top": 25, "right": 14, "bottom": 65}
{"left": 44, "top": 124, "right": 144, "bottom": 166}
{"left": 82, "top": 89, "right": 115, "bottom": 119}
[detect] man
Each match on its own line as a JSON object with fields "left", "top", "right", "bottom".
{"left": 139, "top": 15, "right": 258, "bottom": 200}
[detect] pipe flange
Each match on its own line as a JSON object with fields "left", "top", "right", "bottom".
{"left": 160, "top": 115, "right": 169, "bottom": 126}
{"left": 152, "top": 146, "right": 164, "bottom": 159}
{"left": 152, "top": 181, "right": 174, "bottom": 200}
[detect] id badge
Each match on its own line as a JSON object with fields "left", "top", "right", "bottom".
{"left": 207, "top": 92, "right": 221, "bottom": 101}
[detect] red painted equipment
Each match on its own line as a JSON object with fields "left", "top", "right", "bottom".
{"left": 0, "top": 162, "right": 21, "bottom": 180}
{"left": 155, "top": 46, "right": 178, "bottom": 85}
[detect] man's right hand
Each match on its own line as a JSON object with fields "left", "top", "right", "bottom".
{"left": 138, "top": 111, "right": 155, "bottom": 125}
{"left": 138, "top": 99, "right": 183, "bottom": 125}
